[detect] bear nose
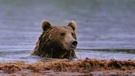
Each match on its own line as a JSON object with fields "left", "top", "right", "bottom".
{"left": 71, "top": 41, "right": 78, "bottom": 47}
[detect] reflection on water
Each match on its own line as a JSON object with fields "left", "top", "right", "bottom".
{"left": 0, "top": 0, "right": 135, "bottom": 62}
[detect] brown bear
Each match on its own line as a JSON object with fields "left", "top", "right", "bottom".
{"left": 30, "top": 20, "right": 78, "bottom": 59}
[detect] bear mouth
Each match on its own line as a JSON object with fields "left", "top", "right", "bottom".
{"left": 63, "top": 42, "right": 77, "bottom": 51}
{"left": 69, "top": 46, "right": 76, "bottom": 51}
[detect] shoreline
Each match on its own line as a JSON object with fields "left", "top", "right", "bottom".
{"left": 0, "top": 58, "right": 134, "bottom": 75}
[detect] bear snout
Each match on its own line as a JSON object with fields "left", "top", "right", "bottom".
{"left": 71, "top": 40, "right": 78, "bottom": 47}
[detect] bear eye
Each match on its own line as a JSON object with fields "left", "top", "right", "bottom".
{"left": 60, "top": 33, "right": 65, "bottom": 37}
{"left": 71, "top": 33, "right": 74, "bottom": 36}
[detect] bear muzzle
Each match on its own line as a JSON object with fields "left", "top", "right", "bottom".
{"left": 71, "top": 40, "right": 78, "bottom": 47}
{"left": 70, "top": 40, "right": 78, "bottom": 50}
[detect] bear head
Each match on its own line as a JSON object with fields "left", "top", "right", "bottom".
{"left": 31, "top": 20, "right": 78, "bottom": 59}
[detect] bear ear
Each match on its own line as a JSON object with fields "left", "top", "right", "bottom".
{"left": 41, "top": 20, "right": 51, "bottom": 31}
{"left": 67, "top": 20, "right": 76, "bottom": 31}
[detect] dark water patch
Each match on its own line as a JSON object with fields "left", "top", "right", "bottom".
{"left": 93, "top": 49, "right": 135, "bottom": 53}
{"left": 76, "top": 49, "right": 135, "bottom": 60}
{"left": 77, "top": 48, "right": 135, "bottom": 54}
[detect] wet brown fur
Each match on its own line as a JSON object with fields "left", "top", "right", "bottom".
{"left": 31, "top": 20, "right": 77, "bottom": 59}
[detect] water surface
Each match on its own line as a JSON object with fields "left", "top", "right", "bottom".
{"left": 0, "top": 0, "right": 135, "bottom": 62}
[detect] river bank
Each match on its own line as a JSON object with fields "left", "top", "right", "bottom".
{"left": 0, "top": 58, "right": 134, "bottom": 76}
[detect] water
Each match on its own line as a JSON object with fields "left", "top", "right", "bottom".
{"left": 0, "top": 0, "right": 135, "bottom": 63}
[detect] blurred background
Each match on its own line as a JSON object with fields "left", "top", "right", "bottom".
{"left": 0, "top": 0, "right": 135, "bottom": 62}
